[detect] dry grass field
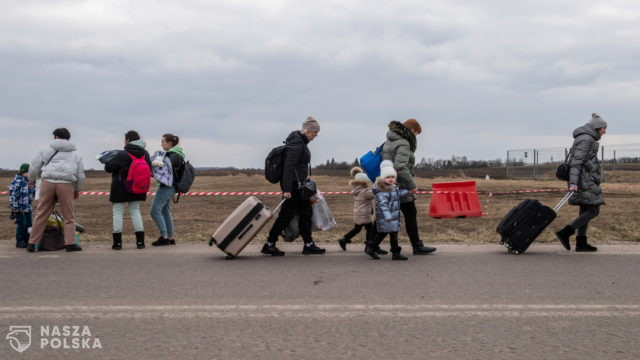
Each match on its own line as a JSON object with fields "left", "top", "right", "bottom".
{"left": 1, "top": 171, "right": 639, "bottom": 246}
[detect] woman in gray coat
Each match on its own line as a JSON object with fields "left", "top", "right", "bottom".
{"left": 555, "top": 113, "right": 607, "bottom": 252}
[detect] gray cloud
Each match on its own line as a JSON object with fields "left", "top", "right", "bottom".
{"left": 1, "top": 0, "right": 640, "bottom": 171}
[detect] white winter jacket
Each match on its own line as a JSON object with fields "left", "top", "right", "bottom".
{"left": 29, "top": 140, "right": 86, "bottom": 191}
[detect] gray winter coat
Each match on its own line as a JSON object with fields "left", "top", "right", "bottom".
{"left": 382, "top": 121, "right": 417, "bottom": 203}
{"left": 29, "top": 140, "right": 85, "bottom": 191}
{"left": 568, "top": 124, "right": 605, "bottom": 206}
{"left": 351, "top": 180, "right": 375, "bottom": 225}
{"left": 373, "top": 177, "right": 411, "bottom": 233}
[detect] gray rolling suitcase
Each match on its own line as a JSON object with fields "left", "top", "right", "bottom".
{"left": 209, "top": 196, "right": 285, "bottom": 259}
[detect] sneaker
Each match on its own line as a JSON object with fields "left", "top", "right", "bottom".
{"left": 16, "top": 242, "right": 28, "bottom": 249}
{"left": 261, "top": 243, "right": 285, "bottom": 256}
{"left": 65, "top": 244, "right": 83, "bottom": 252}
{"left": 26, "top": 244, "right": 37, "bottom": 252}
{"left": 302, "top": 243, "right": 326, "bottom": 255}
{"left": 152, "top": 237, "right": 175, "bottom": 246}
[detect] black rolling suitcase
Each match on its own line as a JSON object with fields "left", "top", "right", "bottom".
{"left": 497, "top": 192, "right": 572, "bottom": 254}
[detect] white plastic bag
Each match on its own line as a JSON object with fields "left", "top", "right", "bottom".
{"left": 311, "top": 192, "right": 336, "bottom": 231}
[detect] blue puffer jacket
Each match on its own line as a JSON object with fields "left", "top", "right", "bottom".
{"left": 373, "top": 177, "right": 410, "bottom": 233}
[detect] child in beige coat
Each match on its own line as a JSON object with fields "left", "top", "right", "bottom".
{"left": 338, "top": 167, "right": 387, "bottom": 255}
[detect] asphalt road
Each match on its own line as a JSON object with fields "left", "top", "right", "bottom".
{"left": 1, "top": 242, "right": 640, "bottom": 360}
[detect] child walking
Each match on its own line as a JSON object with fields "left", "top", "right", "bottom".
{"left": 9, "top": 164, "right": 35, "bottom": 248}
{"left": 365, "top": 161, "right": 415, "bottom": 260}
{"left": 338, "top": 167, "right": 387, "bottom": 255}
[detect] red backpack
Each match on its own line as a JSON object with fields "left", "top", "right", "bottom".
{"left": 124, "top": 153, "right": 151, "bottom": 194}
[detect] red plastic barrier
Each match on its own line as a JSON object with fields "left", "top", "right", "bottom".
{"left": 428, "top": 181, "right": 483, "bottom": 219}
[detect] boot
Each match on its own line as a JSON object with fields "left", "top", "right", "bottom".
{"left": 135, "top": 231, "right": 145, "bottom": 249}
{"left": 338, "top": 237, "right": 350, "bottom": 251}
{"left": 112, "top": 233, "right": 122, "bottom": 250}
{"left": 261, "top": 243, "right": 285, "bottom": 256}
{"left": 302, "top": 242, "right": 326, "bottom": 255}
{"left": 364, "top": 246, "right": 380, "bottom": 260}
{"left": 392, "top": 247, "right": 408, "bottom": 261}
{"left": 65, "top": 244, "right": 83, "bottom": 252}
{"left": 27, "top": 243, "right": 37, "bottom": 252}
{"left": 152, "top": 237, "right": 174, "bottom": 246}
{"left": 555, "top": 225, "right": 574, "bottom": 251}
{"left": 575, "top": 235, "right": 597, "bottom": 252}
{"left": 413, "top": 243, "right": 437, "bottom": 255}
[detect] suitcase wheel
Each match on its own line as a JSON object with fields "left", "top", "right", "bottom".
{"left": 208, "top": 237, "right": 216, "bottom": 247}
{"left": 225, "top": 254, "right": 236, "bottom": 260}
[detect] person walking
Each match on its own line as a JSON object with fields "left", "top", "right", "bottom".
{"left": 262, "top": 117, "right": 326, "bottom": 256}
{"left": 9, "top": 164, "right": 35, "bottom": 248}
{"left": 381, "top": 119, "right": 436, "bottom": 255}
{"left": 365, "top": 161, "right": 416, "bottom": 260}
{"left": 555, "top": 113, "right": 608, "bottom": 252}
{"left": 337, "top": 166, "right": 387, "bottom": 255}
{"left": 104, "top": 130, "right": 152, "bottom": 250}
{"left": 27, "top": 128, "right": 85, "bottom": 252}
{"left": 150, "top": 133, "right": 185, "bottom": 246}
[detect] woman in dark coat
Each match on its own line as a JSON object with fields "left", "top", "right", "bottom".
{"left": 555, "top": 113, "right": 608, "bottom": 252}
{"left": 262, "top": 117, "right": 326, "bottom": 256}
{"left": 104, "top": 130, "right": 152, "bottom": 250}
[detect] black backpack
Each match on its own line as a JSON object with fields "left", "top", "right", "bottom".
{"left": 173, "top": 161, "right": 196, "bottom": 203}
{"left": 265, "top": 145, "right": 287, "bottom": 184}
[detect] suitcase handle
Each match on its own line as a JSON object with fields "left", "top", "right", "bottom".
{"left": 553, "top": 192, "right": 574, "bottom": 213}
{"left": 272, "top": 198, "right": 287, "bottom": 214}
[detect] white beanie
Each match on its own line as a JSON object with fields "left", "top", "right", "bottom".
{"left": 380, "top": 160, "right": 397, "bottom": 178}
{"left": 354, "top": 173, "right": 370, "bottom": 182}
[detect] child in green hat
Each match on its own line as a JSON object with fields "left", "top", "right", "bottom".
{"left": 9, "top": 164, "right": 35, "bottom": 248}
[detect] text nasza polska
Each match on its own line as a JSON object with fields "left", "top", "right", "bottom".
{"left": 40, "top": 326, "right": 102, "bottom": 349}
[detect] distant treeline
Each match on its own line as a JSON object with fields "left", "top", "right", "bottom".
{"left": 314, "top": 156, "right": 505, "bottom": 170}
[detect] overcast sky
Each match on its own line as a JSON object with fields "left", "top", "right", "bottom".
{"left": 1, "top": 0, "right": 640, "bottom": 170}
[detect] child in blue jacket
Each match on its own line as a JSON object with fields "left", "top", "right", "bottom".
{"left": 9, "top": 164, "right": 35, "bottom": 248}
{"left": 366, "top": 161, "right": 415, "bottom": 260}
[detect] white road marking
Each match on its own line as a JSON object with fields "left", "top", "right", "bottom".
{"left": 1, "top": 305, "right": 639, "bottom": 319}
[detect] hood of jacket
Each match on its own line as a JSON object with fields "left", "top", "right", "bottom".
{"left": 125, "top": 141, "right": 147, "bottom": 158}
{"left": 374, "top": 177, "right": 394, "bottom": 193}
{"left": 351, "top": 181, "right": 370, "bottom": 193}
{"left": 573, "top": 124, "right": 601, "bottom": 141}
{"left": 168, "top": 145, "right": 185, "bottom": 158}
{"left": 387, "top": 121, "right": 416, "bottom": 152}
{"left": 49, "top": 139, "right": 77, "bottom": 152}
{"left": 286, "top": 130, "right": 310, "bottom": 146}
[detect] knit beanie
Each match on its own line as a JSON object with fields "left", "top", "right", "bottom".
{"left": 403, "top": 118, "right": 422, "bottom": 134}
{"left": 302, "top": 116, "right": 321, "bottom": 132}
{"left": 380, "top": 160, "right": 397, "bottom": 178}
{"left": 354, "top": 173, "right": 370, "bottom": 182}
{"left": 587, "top": 113, "right": 608, "bottom": 129}
{"left": 19, "top": 163, "right": 29, "bottom": 174}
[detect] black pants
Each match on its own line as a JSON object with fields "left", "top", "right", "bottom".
{"left": 400, "top": 201, "right": 423, "bottom": 248}
{"left": 569, "top": 205, "right": 600, "bottom": 237}
{"left": 342, "top": 223, "right": 374, "bottom": 243}
{"left": 267, "top": 194, "right": 313, "bottom": 244}
{"left": 368, "top": 231, "right": 400, "bottom": 253}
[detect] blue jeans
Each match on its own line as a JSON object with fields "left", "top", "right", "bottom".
{"left": 151, "top": 186, "right": 176, "bottom": 238}
{"left": 15, "top": 212, "right": 32, "bottom": 246}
